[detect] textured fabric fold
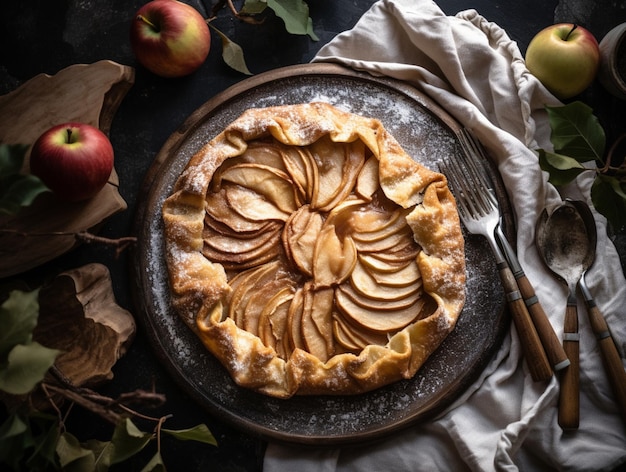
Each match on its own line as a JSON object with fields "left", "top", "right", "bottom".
{"left": 264, "top": 0, "right": 626, "bottom": 470}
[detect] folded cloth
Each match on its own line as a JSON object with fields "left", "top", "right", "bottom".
{"left": 263, "top": 0, "right": 626, "bottom": 470}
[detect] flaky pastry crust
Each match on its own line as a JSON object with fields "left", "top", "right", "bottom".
{"left": 162, "top": 102, "right": 465, "bottom": 398}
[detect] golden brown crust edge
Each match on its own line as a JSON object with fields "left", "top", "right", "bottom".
{"left": 162, "top": 102, "right": 466, "bottom": 398}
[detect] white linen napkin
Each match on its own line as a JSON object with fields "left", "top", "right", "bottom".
{"left": 264, "top": 0, "right": 626, "bottom": 470}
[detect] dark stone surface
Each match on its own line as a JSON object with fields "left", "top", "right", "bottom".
{"left": 1, "top": 1, "right": 624, "bottom": 470}
{"left": 556, "top": 0, "right": 626, "bottom": 38}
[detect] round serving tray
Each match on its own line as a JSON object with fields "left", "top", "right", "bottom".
{"left": 131, "top": 63, "right": 511, "bottom": 446}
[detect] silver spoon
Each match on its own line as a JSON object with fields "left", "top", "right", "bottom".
{"left": 536, "top": 201, "right": 592, "bottom": 430}
{"left": 569, "top": 200, "right": 626, "bottom": 427}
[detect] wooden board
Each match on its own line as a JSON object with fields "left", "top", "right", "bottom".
{"left": 0, "top": 60, "right": 133, "bottom": 278}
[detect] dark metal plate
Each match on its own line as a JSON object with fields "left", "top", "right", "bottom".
{"left": 131, "top": 63, "right": 509, "bottom": 446}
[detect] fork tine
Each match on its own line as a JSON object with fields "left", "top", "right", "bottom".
{"left": 457, "top": 129, "right": 498, "bottom": 209}
{"left": 440, "top": 162, "right": 472, "bottom": 222}
{"left": 440, "top": 144, "right": 494, "bottom": 221}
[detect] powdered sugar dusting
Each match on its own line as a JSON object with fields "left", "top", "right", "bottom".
{"left": 244, "top": 78, "right": 457, "bottom": 168}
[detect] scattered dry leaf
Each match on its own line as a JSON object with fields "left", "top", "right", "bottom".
{"left": 34, "top": 263, "right": 135, "bottom": 388}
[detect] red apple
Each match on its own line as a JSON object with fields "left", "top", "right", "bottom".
{"left": 130, "top": 0, "right": 211, "bottom": 78}
{"left": 525, "top": 24, "right": 600, "bottom": 99}
{"left": 30, "top": 123, "right": 114, "bottom": 202}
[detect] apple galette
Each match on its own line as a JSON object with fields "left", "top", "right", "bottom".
{"left": 162, "top": 102, "right": 466, "bottom": 398}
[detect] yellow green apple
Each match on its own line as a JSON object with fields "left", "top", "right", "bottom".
{"left": 526, "top": 24, "right": 600, "bottom": 99}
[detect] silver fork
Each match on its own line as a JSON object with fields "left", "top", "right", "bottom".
{"left": 457, "top": 130, "right": 570, "bottom": 373}
{"left": 440, "top": 130, "right": 552, "bottom": 382}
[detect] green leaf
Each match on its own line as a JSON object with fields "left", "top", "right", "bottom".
{"left": 0, "top": 412, "right": 59, "bottom": 471}
{"left": 0, "top": 289, "right": 40, "bottom": 360}
{"left": 83, "top": 439, "right": 114, "bottom": 472}
{"left": 57, "top": 432, "right": 97, "bottom": 472}
{"left": 26, "top": 416, "right": 60, "bottom": 470}
{"left": 0, "top": 144, "right": 49, "bottom": 215}
{"left": 0, "top": 144, "right": 29, "bottom": 178}
{"left": 592, "top": 174, "right": 626, "bottom": 231}
{"left": 267, "top": 0, "right": 318, "bottom": 40}
{"left": 0, "top": 342, "right": 60, "bottom": 395}
{"left": 546, "top": 101, "right": 606, "bottom": 163}
{"left": 110, "top": 418, "right": 153, "bottom": 465}
{"left": 210, "top": 25, "right": 253, "bottom": 76}
{"left": 162, "top": 423, "right": 217, "bottom": 446}
{"left": 0, "top": 415, "right": 28, "bottom": 470}
{"left": 0, "top": 413, "right": 29, "bottom": 470}
{"left": 0, "top": 174, "right": 49, "bottom": 215}
{"left": 537, "top": 148, "right": 587, "bottom": 186}
{"left": 241, "top": 0, "right": 268, "bottom": 15}
{"left": 0, "top": 412, "right": 28, "bottom": 440}
{"left": 140, "top": 452, "right": 166, "bottom": 472}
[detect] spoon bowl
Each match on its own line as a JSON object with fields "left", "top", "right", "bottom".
{"left": 536, "top": 202, "right": 594, "bottom": 289}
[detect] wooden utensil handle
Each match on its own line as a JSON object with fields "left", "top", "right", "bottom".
{"left": 516, "top": 273, "right": 570, "bottom": 371}
{"left": 559, "top": 302, "right": 579, "bottom": 430}
{"left": 498, "top": 264, "right": 552, "bottom": 381}
{"left": 586, "top": 302, "right": 626, "bottom": 425}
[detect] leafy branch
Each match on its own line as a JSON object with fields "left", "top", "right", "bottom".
{"left": 0, "top": 289, "right": 217, "bottom": 471}
{"left": 205, "top": 0, "right": 318, "bottom": 75}
{"left": 537, "top": 101, "right": 626, "bottom": 231}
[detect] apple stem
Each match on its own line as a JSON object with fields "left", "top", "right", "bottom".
{"left": 65, "top": 128, "right": 75, "bottom": 144}
{"left": 565, "top": 24, "right": 578, "bottom": 41}
{"left": 137, "top": 14, "right": 159, "bottom": 32}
